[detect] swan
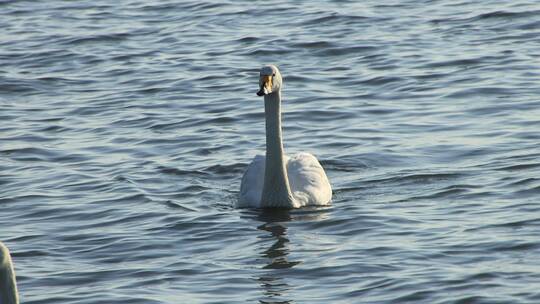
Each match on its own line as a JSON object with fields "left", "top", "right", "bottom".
{"left": 0, "top": 242, "right": 19, "bottom": 304}
{"left": 238, "top": 65, "right": 332, "bottom": 208}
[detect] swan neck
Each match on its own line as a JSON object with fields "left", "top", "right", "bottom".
{"left": 264, "top": 91, "right": 284, "bottom": 160}
{"left": 261, "top": 91, "right": 294, "bottom": 208}
{"left": 0, "top": 243, "right": 19, "bottom": 304}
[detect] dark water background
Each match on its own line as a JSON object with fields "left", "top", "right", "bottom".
{"left": 1, "top": 0, "right": 540, "bottom": 303}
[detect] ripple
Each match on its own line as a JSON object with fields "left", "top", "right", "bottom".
{"left": 317, "top": 45, "right": 378, "bottom": 56}
{"left": 495, "top": 163, "right": 540, "bottom": 171}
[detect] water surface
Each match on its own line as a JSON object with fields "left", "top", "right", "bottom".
{"left": 1, "top": 0, "right": 540, "bottom": 303}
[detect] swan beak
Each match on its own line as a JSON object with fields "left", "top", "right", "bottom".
{"left": 257, "top": 75, "right": 273, "bottom": 96}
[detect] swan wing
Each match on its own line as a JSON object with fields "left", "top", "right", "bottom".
{"left": 287, "top": 152, "right": 332, "bottom": 207}
{"left": 238, "top": 155, "right": 265, "bottom": 208}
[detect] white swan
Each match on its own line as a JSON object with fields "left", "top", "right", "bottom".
{"left": 238, "top": 65, "right": 332, "bottom": 208}
{"left": 0, "top": 242, "right": 19, "bottom": 304}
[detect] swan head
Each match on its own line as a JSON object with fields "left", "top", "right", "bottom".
{"left": 257, "top": 65, "right": 282, "bottom": 96}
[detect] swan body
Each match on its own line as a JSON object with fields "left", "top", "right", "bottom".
{"left": 0, "top": 242, "right": 19, "bottom": 304}
{"left": 239, "top": 153, "right": 332, "bottom": 208}
{"left": 238, "top": 65, "right": 332, "bottom": 208}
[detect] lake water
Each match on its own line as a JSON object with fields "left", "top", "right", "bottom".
{"left": 1, "top": 0, "right": 540, "bottom": 303}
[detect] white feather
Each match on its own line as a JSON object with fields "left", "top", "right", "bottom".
{"left": 238, "top": 153, "right": 332, "bottom": 208}
{"left": 0, "top": 242, "right": 19, "bottom": 304}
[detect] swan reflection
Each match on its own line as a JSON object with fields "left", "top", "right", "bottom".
{"left": 257, "top": 210, "right": 300, "bottom": 270}
{"left": 251, "top": 208, "right": 330, "bottom": 304}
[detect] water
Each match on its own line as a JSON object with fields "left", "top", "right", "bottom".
{"left": 1, "top": 0, "right": 540, "bottom": 303}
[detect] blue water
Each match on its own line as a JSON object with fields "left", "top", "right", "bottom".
{"left": 1, "top": 0, "right": 540, "bottom": 303}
